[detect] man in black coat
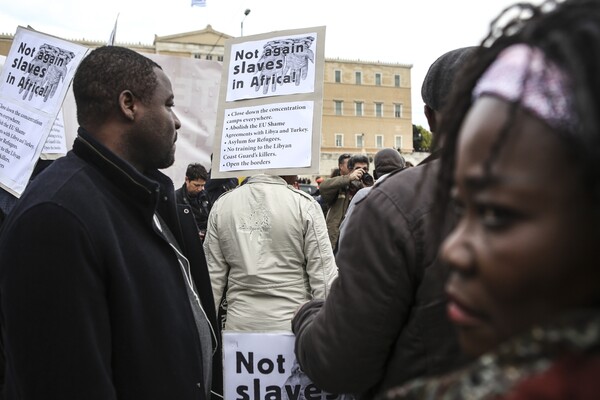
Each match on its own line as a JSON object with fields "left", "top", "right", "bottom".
{"left": 176, "top": 162, "right": 210, "bottom": 241}
{"left": 0, "top": 46, "right": 222, "bottom": 400}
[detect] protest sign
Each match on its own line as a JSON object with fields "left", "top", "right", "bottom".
{"left": 0, "top": 27, "right": 88, "bottom": 196}
{"left": 211, "top": 26, "right": 325, "bottom": 178}
{"left": 223, "top": 331, "right": 354, "bottom": 400}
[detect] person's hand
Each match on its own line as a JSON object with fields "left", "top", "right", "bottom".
{"left": 349, "top": 168, "right": 365, "bottom": 182}
{"left": 293, "top": 301, "right": 311, "bottom": 318}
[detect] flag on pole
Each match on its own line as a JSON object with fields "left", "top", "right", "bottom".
{"left": 108, "top": 14, "right": 120, "bottom": 45}
{"left": 192, "top": 0, "right": 206, "bottom": 7}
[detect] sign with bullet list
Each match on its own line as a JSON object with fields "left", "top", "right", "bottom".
{"left": 220, "top": 101, "right": 313, "bottom": 172}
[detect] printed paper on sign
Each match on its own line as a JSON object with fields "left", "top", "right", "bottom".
{"left": 222, "top": 331, "right": 355, "bottom": 400}
{"left": 226, "top": 33, "right": 318, "bottom": 102}
{"left": 219, "top": 101, "right": 313, "bottom": 172}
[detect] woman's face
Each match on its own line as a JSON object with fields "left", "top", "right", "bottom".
{"left": 442, "top": 96, "right": 598, "bottom": 357}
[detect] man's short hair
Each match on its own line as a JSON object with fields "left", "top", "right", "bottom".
{"left": 73, "top": 46, "right": 161, "bottom": 127}
{"left": 421, "top": 47, "right": 476, "bottom": 112}
{"left": 348, "top": 154, "right": 369, "bottom": 170}
{"left": 338, "top": 153, "right": 351, "bottom": 166}
{"left": 186, "top": 163, "right": 209, "bottom": 181}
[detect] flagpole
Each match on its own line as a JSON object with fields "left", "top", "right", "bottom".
{"left": 108, "top": 13, "right": 120, "bottom": 46}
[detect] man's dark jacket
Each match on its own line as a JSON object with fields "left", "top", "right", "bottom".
{"left": 175, "top": 183, "right": 210, "bottom": 233}
{"left": 0, "top": 130, "right": 222, "bottom": 399}
{"left": 292, "top": 160, "right": 462, "bottom": 399}
{"left": 203, "top": 176, "right": 238, "bottom": 208}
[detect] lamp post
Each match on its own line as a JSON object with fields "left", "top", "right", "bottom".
{"left": 241, "top": 9, "right": 251, "bottom": 37}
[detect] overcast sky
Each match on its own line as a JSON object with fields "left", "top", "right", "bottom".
{"left": 1, "top": 0, "right": 540, "bottom": 128}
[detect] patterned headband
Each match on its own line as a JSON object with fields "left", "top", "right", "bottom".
{"left": 473, "top": 44, "right": 575, "bottom": 132}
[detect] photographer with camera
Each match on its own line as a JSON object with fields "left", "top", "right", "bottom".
{"left": 338, "top": 148, "right": 405, "bottom": 246}
{"left": 319, "top": 154, "right": 370, "bottom": 251}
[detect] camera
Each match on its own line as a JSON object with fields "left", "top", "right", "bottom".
{"left": 361, "top": 172, "right": 374, "bottom": 186}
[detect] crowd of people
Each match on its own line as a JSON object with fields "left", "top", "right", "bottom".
{"left": 0, "top": 0, "right": 599, "bottom": 398}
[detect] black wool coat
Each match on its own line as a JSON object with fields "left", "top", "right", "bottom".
{"left": 0, "top": 129, "right": 222, "bottom": 400}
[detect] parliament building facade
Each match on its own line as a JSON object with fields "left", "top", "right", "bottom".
{"left": 0, "top": 25, "right": 415, "bottom": 176}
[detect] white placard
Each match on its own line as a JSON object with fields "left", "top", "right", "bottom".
{"left": 212, "top": 26, "right": 325, "bottom": 179}
{"left": 226, "top": 33, "right": 318, "bottom": 102}
{"left": 223, "top": 331, "right": 354, "bottom": 400}
{"left": 0, "top": 27, "right": 88, "bottom": 196}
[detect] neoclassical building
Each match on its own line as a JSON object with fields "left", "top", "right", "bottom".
{"left": 0, "top": 25, "right": 415, "bottom": 176}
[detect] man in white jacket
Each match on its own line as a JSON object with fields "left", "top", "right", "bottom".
{"left": 204, "top": 174, "right": 338, "bottom": 331}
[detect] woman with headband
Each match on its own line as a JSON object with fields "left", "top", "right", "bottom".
{"left": 384, "top": 0, "right": 600, "bottom": 398}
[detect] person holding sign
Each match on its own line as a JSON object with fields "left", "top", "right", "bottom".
{"left": 0, "top": 46, "right": 221, "bottom": 400}
{"left": 176, "top": 162, "right": 211, "bottom": 241}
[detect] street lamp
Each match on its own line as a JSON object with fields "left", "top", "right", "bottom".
{"left": 241, "top": 9, "right": 251, "bottom": 37}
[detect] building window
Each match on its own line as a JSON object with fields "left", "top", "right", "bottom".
{"left": 356, "top": 134, "right": 365, "bottom": 148}
{"left": 394, "top": 103, "right": 403, "bottom": 118}
{"left": 395, "top": 135, "right": 403, "bottom": 150}
{"left": 217, "top": 56, "right": 224, "bottom": 62}
{"left": 395, "top": 74, "right": 401, "bottom": 87}
{"left": 355, "top": 101, "right": 363, "bottom": 116}
{"left": 334, "top": 100, "right": 343, "bottom": 115}
{"left": 335, "top": 134, "right": 344, "bottom": 147}
{"left": 334, "top": 70, "right": 342, "bottom": 83}
{"left": 375, "top": 102, "right": 383, "bottom": 117}
{"left": 206, "top": 54, "right": 213, "bottom": 60}
{"left": 376, "top": 135, "right": 384, "bottom": 148}
{"left": 375, "top": 73, "right": 382, "bottom": 86}
{"left": 194, "top": 54, "right": 203, "bottom": 59}
{"left": 355, "top": 71, "right": 362, "bottom": 85}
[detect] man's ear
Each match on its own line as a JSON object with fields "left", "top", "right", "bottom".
{"left": 119, "top": 90, "right": 136, "bottom": 121}
{"left": 424, "top": 104, "right": 437, "bottom": 134}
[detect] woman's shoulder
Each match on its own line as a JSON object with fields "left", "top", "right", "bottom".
{"left": 381, "top": 310, "right": 600, "bottom": 400}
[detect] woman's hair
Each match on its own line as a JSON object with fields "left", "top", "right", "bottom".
{"left": 435, "top": 0, "right": 600, "bottom": 223}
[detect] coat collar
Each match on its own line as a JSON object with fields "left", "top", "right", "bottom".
{"left": 385, "top": 309, "right": 600, "bottom": 399}
{"left": 247, "top": 174, "right": 287, "bottom": 186}
{"left": 72, "top": 127, "right": 174, "bottom": 208}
